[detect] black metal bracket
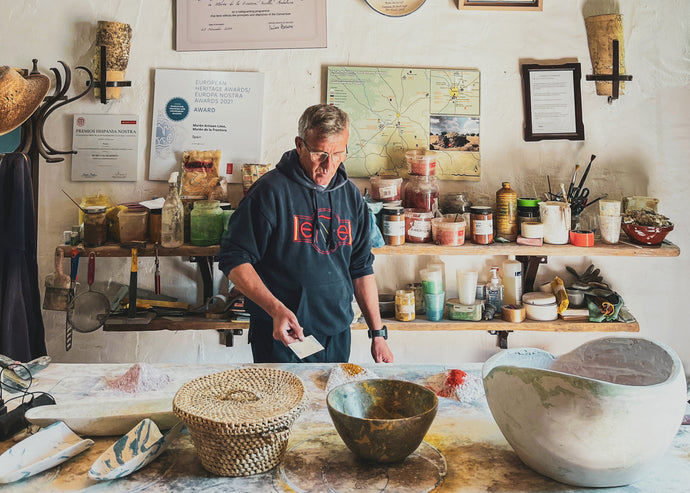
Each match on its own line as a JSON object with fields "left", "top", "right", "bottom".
{"left": 14, "top": 59, "right": 93, "bottom": 226}
{"left": 515, "top": 255, "right": 548, "bottom": 293}
{"left": 488, "top": 330, "right": 513, "bottom": 349}
{"left": 87, "top": 45, "right": 132, "bottom": 104}
{"left": 190, "top": 256, "right": 216, "bottom": 303}
{"left": 586, "top": 39, "right": 633, "bottom": 104}
{"left": 219, "top": 329, "right": 245, "bottom": 347}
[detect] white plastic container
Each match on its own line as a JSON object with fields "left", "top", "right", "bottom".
{"left": 486, "top": 267, "right": 504, "bottom": 314}
{"left": 502, "top": 256, "right": 523, "bottom": 306}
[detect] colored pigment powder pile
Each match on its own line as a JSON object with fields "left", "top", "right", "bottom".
{"left": 426, "top": 369, "right": 484, "bottom": 404}
{"left": 104, "top": 363, "right": 171, "bottom": 393}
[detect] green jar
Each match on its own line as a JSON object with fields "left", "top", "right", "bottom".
{"left": 190, "top": 200, "right": 224, "bottom": 246}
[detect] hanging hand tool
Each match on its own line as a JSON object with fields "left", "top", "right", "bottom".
{"left": 65, "top": 248, "right": 80, "bottom": 351}
{"left": 154, "top": 245, "right": 161, "bottom": 295}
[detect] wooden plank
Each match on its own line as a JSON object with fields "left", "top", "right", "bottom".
{"left": 57, "top": 243, "right": 220, "bottom": 258}
{"left": 372, "top": 241, "right": 679, "bottom": 258}
{"left": 351, "top": 317, "right": 639, "bottom": 333}
{"left": 103, "top": 315, "right": 248, "bottom": 332}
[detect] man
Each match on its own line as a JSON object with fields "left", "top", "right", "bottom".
{"left": 218, "top": 104, "right": 394, "bottom": 364}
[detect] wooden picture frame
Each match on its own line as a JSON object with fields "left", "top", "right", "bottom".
{"left": 521, "top": 63, "right": 584, "bottom": 141}
{"left": 458, "top": 0, "right": 542, "bottom": 11}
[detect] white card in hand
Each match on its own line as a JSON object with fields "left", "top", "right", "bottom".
{"left": 288, "top": 335, "right": 324, "bottom": 359}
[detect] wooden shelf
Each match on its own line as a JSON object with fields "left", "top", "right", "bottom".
{"left": 103, "top": 314, "right": 248, "bottom": 332}
{"left": 372, "top": 240, "right": 680, "bottom": 257}
{"left": 57, "top": 243, "right": 219, "bottom": 258}
{"left": 352, "top": 316, "right": 639, "bottom": 333}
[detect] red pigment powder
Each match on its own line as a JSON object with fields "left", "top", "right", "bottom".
{"left": 105, "top": 363, "right": 171, "bottom": 393}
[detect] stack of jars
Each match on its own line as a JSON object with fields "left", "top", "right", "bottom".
{"left": 402, "top": 149, "right": 439, "bottom": 245}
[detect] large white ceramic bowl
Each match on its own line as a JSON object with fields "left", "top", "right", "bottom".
{"left": 482, "top": 337, "right": 686, "bottom": 487}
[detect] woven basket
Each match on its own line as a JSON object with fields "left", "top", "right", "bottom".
{"left": 173, "top": 367, "right": 306, "bottom": 476}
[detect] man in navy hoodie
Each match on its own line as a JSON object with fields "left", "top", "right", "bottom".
{"left": 218, "top": 104, "right": 394, "bottom": 363}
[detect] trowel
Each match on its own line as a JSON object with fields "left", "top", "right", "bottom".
{"left": 43, "top": 249, "right": 71, "bottom": 311}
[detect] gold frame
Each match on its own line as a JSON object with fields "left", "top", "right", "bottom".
{"left": 458, "top": 0, "right": 542, "bottom": 11}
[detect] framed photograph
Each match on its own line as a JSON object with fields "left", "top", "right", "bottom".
{"left": 458, "top": 0, "right": 542, "bottom": 11}
{"left": 521, "top": 63, "right": 584, "bottom": 141}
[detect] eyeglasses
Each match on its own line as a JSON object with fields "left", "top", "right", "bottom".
{"left": 301, "top": 140, "right": 348, "bottom": 164}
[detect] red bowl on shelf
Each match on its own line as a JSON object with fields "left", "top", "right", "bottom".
{"left": 621, "top": 222, "right": 674, "bottom": 245}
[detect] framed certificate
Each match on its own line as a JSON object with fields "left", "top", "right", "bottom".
{"left": 458, "top": 0, "right": 542, "bottom": 10}
{"left": 521, "top": 63, "right": 584, "bottom": 141}
{"left": 365, "top": 0, "right": 427, "bottom": 17}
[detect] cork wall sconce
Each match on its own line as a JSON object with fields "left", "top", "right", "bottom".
{"left": 584, "top": 14, "right": 633, "bottom": 103}
{"left": 92, "top": 20, "right": 132, "bottom": 104}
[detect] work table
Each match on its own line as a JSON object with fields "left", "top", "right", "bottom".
{"left": 2, "top": 363, "right": 689, "bottom": 492}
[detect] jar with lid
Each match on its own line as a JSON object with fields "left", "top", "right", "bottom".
{"left": 83, "top": 206, "right": 107, "bottom": 247}
{"left": 382, "top": 206, "right": 405, "bottom": 246}
{"left": 495, "top": 182, "right": 518, "bottom": 241}
{"left": 517, "top": 197, "right": 541, "bottom": 229}
{"left": 441, "top": 192, "right": 471, "bottom": 214}
{"left": 404, "top": 208, "right": 433, "bottom": 243}
{"left": 470, "top": 205, "right": 494, "bottom": 244}
{"left": 395, "top": 289, "right": 415, "bottom": 321}
{"left": 190, "top": 200, "right": 224, "bottom": 246}
{"left": 369, "top": 175, "right": 402, "bottom": 202}
{"left": 403, "top": 175, "right": 439, "bottom": 213}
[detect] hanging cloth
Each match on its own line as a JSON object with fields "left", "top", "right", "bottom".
{"left": 0, "top": 152, "right": 47, "bottom": 360}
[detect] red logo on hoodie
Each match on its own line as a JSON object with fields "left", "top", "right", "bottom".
{"left": 293, "top": 209, "right": 352, "bottom": 253}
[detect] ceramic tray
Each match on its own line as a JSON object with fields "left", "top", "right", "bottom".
{"left": 89, "top": 418, "right": 184, "bottom": 480}
{"left": 0, "top": 421, "right": 94, "bottom": 483}
{"left": 24, "top": 396, "right": 179, "bottom": 436}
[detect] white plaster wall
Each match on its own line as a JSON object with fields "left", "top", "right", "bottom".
{"left": 1, "top": 0, "right": 688, "bottom": 368}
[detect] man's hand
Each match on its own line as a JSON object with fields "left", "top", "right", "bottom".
{"left": 272, "top": 308, "right": 304, "bottom": 346}
{"left": 371, "top": 337, "right": 393, "bottom": 363}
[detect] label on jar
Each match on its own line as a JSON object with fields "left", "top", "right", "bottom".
{"left": 473, "top": 219, "right": 493, "bottom": 235}
{"left": 383, "top": 219, "right": 405, "bottom": 236}
{"left": 379, "top": 184, "right": 398, "bottom": 199}
{"left": 408, "top": 220, "right": 431, "bottom": 238}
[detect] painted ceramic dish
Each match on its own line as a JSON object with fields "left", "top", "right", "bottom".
{"left": 327, "top": 379, "right": 438, "bottom": 463}
{"left": 25, "top": 396, "right": 179, "bottom": 436}
{"left": 89, "top": 418, "right": 184, "bottom": 480}
{"left": 482, "top": 337, "right": 686, "bottom": 487}
{"left": 621, "top": 222, "right": 673, "bottom": 245}
{"left": 365, "top": 0, "right": 427, "bottom": 17}
{"left": 0, "top": 421, "right": 94, "bottom": 483}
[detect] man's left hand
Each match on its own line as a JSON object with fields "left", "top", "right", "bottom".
{"left": 371, "top": 337, "right": 393, "bottom": 363}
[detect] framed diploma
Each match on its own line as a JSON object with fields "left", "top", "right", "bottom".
{"left": 175, "top": 0, "right": 327, "bottom": 51}
{"left": 521, "top": 63, "right": 584, "bottom": 141}
{"left": 458, "top": 0, "right": 542, "bottom": 10}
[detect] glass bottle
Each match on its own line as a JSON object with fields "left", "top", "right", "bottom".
{"left": 496, "top": 182, "right": 518, "bottom": 241}
{"left": 161, "top": 172, "right": 184, "bottom": 248}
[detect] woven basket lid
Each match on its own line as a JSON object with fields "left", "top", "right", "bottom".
{"left": 173, "top": 367, "right": 306, "bottom": 435}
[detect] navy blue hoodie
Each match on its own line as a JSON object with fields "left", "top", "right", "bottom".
{"left": 218, "top": 149, "right": 373, "bottom": 336}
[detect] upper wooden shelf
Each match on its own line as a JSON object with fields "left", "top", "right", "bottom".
{"left": 57, "top": 240, "right": 680, "bottom": 258}
{"left": 372, "top": 240, "right": 680, "bottom": 258}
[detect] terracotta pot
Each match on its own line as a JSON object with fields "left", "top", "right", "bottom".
{"left": 482, "top": 337, "right": 686, "bottom": 487}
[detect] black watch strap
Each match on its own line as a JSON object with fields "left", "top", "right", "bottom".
{"left": 368, "top": 325, "right": 388, "bottom": 340}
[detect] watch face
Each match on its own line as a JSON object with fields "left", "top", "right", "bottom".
{"left": 364, "top": 0, "right": 427, "bottom": 17}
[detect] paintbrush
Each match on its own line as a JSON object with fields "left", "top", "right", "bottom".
{"left": 567, "top": 164, "right": 580, "bottom": 200}
{"left": 577, "top": 154, "right": 596, "bottom": 190}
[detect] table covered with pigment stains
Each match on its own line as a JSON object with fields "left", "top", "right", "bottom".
{"left": 1, "top": 362, "right": 689, "bottom": 492}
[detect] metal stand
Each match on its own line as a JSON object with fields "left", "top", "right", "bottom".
{"left": 91, "top": 45, "right": 132, "bottom": 104}
{"left": 14, "top": 59, "right": 93, "bottom": 226}
{"left": 586, "top": 39, "right": 633, "bottom": 103}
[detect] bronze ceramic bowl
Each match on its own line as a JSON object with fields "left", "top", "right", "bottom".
{"left": 326, "top": 379, "right": 438, "bottom": 463}
{"left": 621, "top": 222, "right": 673, "bottom": 245}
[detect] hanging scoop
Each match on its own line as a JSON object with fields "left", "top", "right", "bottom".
{"left": 43, "top": 249, "right": 71, "bottom": 311}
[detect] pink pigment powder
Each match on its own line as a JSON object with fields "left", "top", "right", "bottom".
{"left": 105, "top": 363, "right": 171, "bottom": 393}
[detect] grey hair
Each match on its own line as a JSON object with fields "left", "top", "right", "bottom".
{"left": 298, "top": 104, "right": 349, "bottom": 141}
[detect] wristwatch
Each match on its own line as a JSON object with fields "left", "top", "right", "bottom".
{"left": 367, "top": 325, "right": 388, "bottom": 340}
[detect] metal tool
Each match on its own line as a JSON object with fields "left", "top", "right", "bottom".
{"left": 105, "top": 242, "right": 154, "bottom": 325}
{"left": 43, "top": 249, "right": 71, "bottom": 311}
{"left": 154, "top": 245, "right": 161, "bottom": 295}
{"left": 69, "top": 252, "right": 111, "bottom": 333}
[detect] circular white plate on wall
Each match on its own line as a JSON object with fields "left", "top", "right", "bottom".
{"left": 365, "top": 0, "right": 427, "bottom": 17}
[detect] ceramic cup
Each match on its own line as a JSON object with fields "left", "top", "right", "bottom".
{"left": 456, "top": 270, "right": 478, "bottom": 305}
{"left": 599, "top": 199, "right": 622, "bottom": 216}
{"left": 599, "top": 214, "right": 621, "bottom": 244}
{"left": 539, "top": 201, "right": 571, "bottom": 245}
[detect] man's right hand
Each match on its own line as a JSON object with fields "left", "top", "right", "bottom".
{"left": 272, "top": 308, "right": 305, "bottom": 346}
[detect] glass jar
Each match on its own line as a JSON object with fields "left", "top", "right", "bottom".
{"left": 441, "top": 192, "right": 471, "bottom": 214}
{"left": 404, "top": 208, "right": 434, "bottom": 243}
{"left": 83, "top": 206, "right": 107, "bottom": 247}
{"left": 369, "top": 175, "right": 403, "bottom": 202}
{"left": 395, "top": 289, "right": 415, "bottom": 322}
{"left": 403, "top": 175, "right": 439, "bottom": 213}
{"left": 382, "top": 206, "right": 405, "bottom": 246}
{"left": 190, "top": 200, "right": 224, "bottom": 246}
{"left": 149, "top": 208, "right": 162, "bottom": 244}
{"left": 517, "top": 197, "right": 541, "bottom": 229}
{"left": 470, "top": 205, "right": 494, "bottom": 244}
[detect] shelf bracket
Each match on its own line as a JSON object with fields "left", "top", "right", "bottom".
{"left": 190, "top": 256, "right": 215, "bottom": 303}
{"left": 488, "top": 330, "right": 512, "bottom": 349}
{"left": 515, "top": 255, "right": 547, "bottom": 293}
{"left": 219, "top": 328, "right": 244, "bottom": 347}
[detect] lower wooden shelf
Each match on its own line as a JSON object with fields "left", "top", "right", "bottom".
{"left": 103, "top": 313, "right": 638, "bottom": 333}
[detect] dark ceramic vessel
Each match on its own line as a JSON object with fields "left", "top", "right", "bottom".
{"left": 326, "top": 379, "right": 438, "bottom": 463}
{"left": 621, "top": 222, "right": 673, "bottom": 245}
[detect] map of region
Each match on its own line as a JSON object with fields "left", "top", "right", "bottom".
{"left": 327, "top": 66, "right": 480, "bottom": 180}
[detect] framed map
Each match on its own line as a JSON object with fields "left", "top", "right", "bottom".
{"left": 327, "top": 66, "right": 481, "bottom": 180}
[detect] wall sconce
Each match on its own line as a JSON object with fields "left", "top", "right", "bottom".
{"left": 584, "top": 14, "right": 633, "bottom": 103}
{"left": 92, "top": 20, "right": 132, "bottom": 104}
